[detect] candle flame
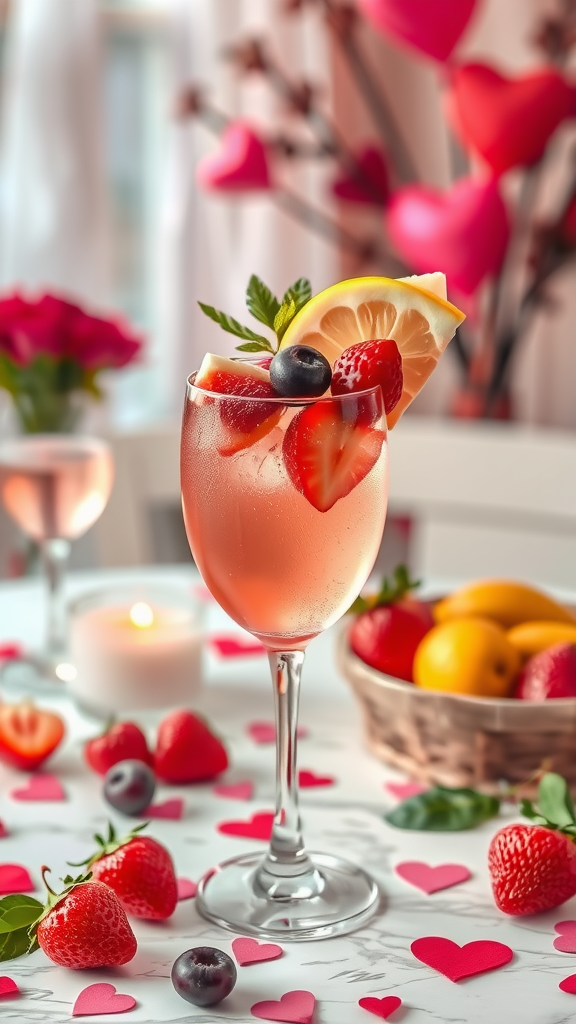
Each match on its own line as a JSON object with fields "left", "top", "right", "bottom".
{"left": 130, "top": 602, "right": 154, "bottom": 629}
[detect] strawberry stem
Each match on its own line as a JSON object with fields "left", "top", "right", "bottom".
{"left": 41, "top": 866, "right": 57, "bottom": 898}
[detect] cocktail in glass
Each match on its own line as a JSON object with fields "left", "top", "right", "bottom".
{"left": 181, "top": 366, "right": 388, "bottom": 939}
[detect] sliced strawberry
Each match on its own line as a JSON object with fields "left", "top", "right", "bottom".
{"left": 331, "top": 338, "right": 403, "bottom": 415}
{"left": 282, "top": 399, "right": 385, "bottom": 512}
{"left": 195, "top": 353, "right": 282, "bottom": 455}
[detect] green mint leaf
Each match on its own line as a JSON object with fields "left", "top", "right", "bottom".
{"left": 283, "top": 277, "right": 312, "bottom": 312}
{"left": 536, "top": 772, "right": 576, "bottom": 829}
{"left": 274, "top": 298, "right": 297, "bottom": 343}
{"left": 236, "top": 340, "right": 275, "bottom": 353}
{"left": 246, "top": 275, "right": 281, "bottom": 330}
{"left": 385, "top": 785, "right": 500, "bottom": 831}
{"left": 197, "top": 302, "right": 270, "bottom": 344}
{"left": 0, "top": 895, "right": 43, "bottom": 936}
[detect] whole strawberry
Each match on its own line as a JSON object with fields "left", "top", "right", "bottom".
{"left": 489, "top": 772, "right": 576, "bottom": 916}
{"left": 515, "top": 642, "right": 576, "bottom": 700}
{"left": 155, "top": 710, "right": 228, "bottom": 784}
{"left": 85, "top": 721, "right": 152, "bottom": 776}
{"left": 76, "top": 823, "right": 178, "bottom": 920}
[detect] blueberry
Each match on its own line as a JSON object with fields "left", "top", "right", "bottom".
{"left": 171, "top": 946, "right": 237, "bottom": 1006}
{"left": 270, "top": 345, "right": 331, "bottom": 397}
{"left": 103, "top": 759, "right": 156, "bottom": 815}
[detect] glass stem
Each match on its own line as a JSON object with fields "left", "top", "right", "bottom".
{"left": 255, "top": 651, "right": 323, "bottom": 900}
{"left": 41, "top": 538, "right": 71, "bottom": 659}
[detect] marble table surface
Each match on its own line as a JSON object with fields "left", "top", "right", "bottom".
{"left": 0, "top": 566, "right": 575, "bottom": 1024}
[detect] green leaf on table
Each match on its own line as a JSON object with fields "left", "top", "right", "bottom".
{"left": 0, "top": 895, "right": 43, "bottom": 962}
{"left": 197, "top": 302, "right": 270, "bottom": 345}
{"left": 537, "top": 772, "right": 576, "bottom": 828}
{"left": 385, "top": 785, "right": 501, "bottom": 831}
{"left": 246, "top": 275, "right": 281, "bottom": 330}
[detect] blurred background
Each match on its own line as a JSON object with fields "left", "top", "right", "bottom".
{"left": 1, "top": 0, "right": 575, "bottom": 587}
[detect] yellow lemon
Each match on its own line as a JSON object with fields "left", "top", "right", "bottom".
{"left": 413, "top": 617, "right": 521, "bottom": 698}
{"left": 434, "top": 579, "right": 576, "bottom": 630}
{"left": 507, "top": 620, "right": 576, "bottom": 658}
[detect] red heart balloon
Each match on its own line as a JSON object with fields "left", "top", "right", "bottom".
{"left": 197, "top": 122, "right": 272, "bottom": 191}
{"left": 332, "top": 145, "right": 389, "bottom": 205}
{"left": 387, "top": 175, "right": 509, "bottom": 294}
{"left": 358, "top": 0, "right": 477, "bottom": 62}
{"left": 446, "top": 63, "right": 574, "bottom": 175}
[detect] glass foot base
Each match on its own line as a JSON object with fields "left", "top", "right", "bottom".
{"left": 0, "top": 653, "right": 70, "bottom": 697}
{"left": 196, "top": 851, "right": 381, "bottom": 941}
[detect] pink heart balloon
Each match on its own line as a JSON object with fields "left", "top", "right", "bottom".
{"left": 332, "top": 145, "right": 389, "bottom": 205}
{"left": 357, "top": 0, "right": 478, "bottom": 62}
{"left": 387, "top": 176, "right": 509, "bottom": 295}
{"left": 197, "top": 122, "right": 272, "bottom": 192}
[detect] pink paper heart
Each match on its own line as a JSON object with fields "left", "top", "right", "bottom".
{"left": 332, "top": 145, "right": 389, "bottom": 205}
{"left": 10, "top": 774, "right": 65, "bottom": 802}
{"left": 251, "top": 990, "right": 315, "bottom": 1024}
{"left": 218, "top": 811, "right": 274, "bottom": 840}
{"left": 411, "top": 936, "right": 513, "bottom": 982}
{"left": 560, "top": 974, "right": 576, "bottom": 994}
{"left": 213, "top": 781, "right": 254, "bottom": 801}
{"left": 0, "top": 822, "right": 8, "bottom": 839}
{"left": 232, "top": 936, "right": 284, "bottom": 966}
{"left": 72, "top": 983, "right": 136, "bottom": 1017}
{"left": 358, "top": 0, "right": 477, "bottom": 61}
{"left": 0, "top": 977, "right": 19, "bottom": 998}
{"left": 197, "top": 122, "right": 272, "bottom": 192}
{"left": 0, "top": 864, "right": 34, "bottom": 895}
{"left": 145, "top": 798, "right": 183, "bottom": 821}
{"left": 210, "top": 634, "right": 267, "bottom": 658}
{"left": 387, "top": 176, "right": 509, "bottom": 295}
{"left": 385, "top": 781, "right": 428, "bottom": 800}
{"left": 298, "top": 770, "right": 335, "bottom": 789}
{"left": 177, "top": 877, "right": 197, "bottom": 901}
{"left": 0, "top": 643, "right": 22, "bottom": 661}
{"left": 358, "top": 996, "right": 402, "bottom": 1019}
{"left": 248, "top": 722, "right": 308, "bottom": 744}
{"left": 396, "top": 862, "right": 471, "bottom": 895}
{"left": 555, "top": 921, "right": 576, "bottom": 953}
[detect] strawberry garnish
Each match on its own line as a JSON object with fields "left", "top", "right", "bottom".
{"left": 282, "top": 398, "right": 385, "bottom": 512}
{"left": 84, "top": 720, "right": 152, "bottom": 776}
{"left": 194, "top": 353, "right": 282, "bottom": 455}
{"left": 154, "top": 709, "right": 228, "bottom": 783}
{"left": 331, "top": 338, "right": 403, "bottom": 415}
{"left": 0, "top": 701, "right": 64, "bottom": 771}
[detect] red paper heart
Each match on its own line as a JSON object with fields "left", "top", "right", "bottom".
{"left": 145, "top": 798, "right": 183, "bottom": 820}
{"left": 358, "top": 0, "right": 477, "bottom": 61}
{"left": 446, "top": 63, "right": 574, "bottom": 176}
{"left": 248, "top": 722, "right": 308, "bottom": 744}
{"left": 177, "top": 877, "right": 197, "bottom": 900}
{"left": 214, "top": 781, "right": 254, "bottom": 801}
{"left": 0, "top": 822, "right": 8, "bottom": 839}
{"left": 358, "top": 996, "right": 402, "bottom": 1019}
{"left": 385, "top": 781, "right": 428, "bottom": 800}
{"left": 197, "top": 122, "right": 272, "bottom": 192}
{"left": 332, "top": 146, "right": 389, "bottom": 205}
{"left": 560, "top": 974, "right": 576, "bottom": 994}
{"left": 218, "top": 811, "right": 274, "bottom": 840}
{"left": 555, "top": 921, "right": 576, "bottom": 953}
{"left": 210, "top": 634, "right": 267, "bottom": 658}
{"left": 251, "top": 990, "right": 315, "bottom": 1024}
{"left": 411, "top": 936, "right": 513, "bottom": 981}
{"left": 0, "top": 643, "right": 22, "bottom": 661}
{"left": 0, "top": 977, "right": 19, "bottom": 998}
{"left": 387, "top": 176, "right": 509, "bottom": 295}
{"left": 10, "top": 774, "right": 65, "bottom": 801}
{"left": 72, "top": 982, "right": 136, "bottom": 1017}
{"left": 0, "top": 864, "right": 34, "bottom": 895}
{"left": 396, "top": 862, "right": 471, "bottom": 894}
{"left": 298, "top": 770, "right": 335, "bottom": 789}
{"left": 232, "top": 936, "right": 284, "bottom": 966}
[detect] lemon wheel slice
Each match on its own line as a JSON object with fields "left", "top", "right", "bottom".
{"left": 279, "top": 273, "right": 465, "bottom": 428}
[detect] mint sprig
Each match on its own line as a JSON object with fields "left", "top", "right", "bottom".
{"left": 198, "top": 274, "right": 312, "bottom": 353}
{"left": 348, "top": 564, "right": 421, "bottom": 614}
{"left": 385, "top": 785, "right": 501, "bottom": 831}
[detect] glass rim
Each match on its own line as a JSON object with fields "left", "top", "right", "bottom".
{"left": 186, "top": 371, "right": 384, "bottom": 407}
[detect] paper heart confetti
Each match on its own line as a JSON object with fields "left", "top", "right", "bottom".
{"left": 72, "top": 983, "right": 136, "bottom": 1017}
{"left": 559, "top": 974, "right": 576, "bottom": 994}
{"left": 395, "top": 861, "right": 471, "bottom": 895}
{"left": 0, "top": 977, "right": 19, "bottom": 998}
{"left": 555, "top": 922, "right": 576, "bottom": 953}
{"left": 387, "top": 176, "right": 509, "bottom": 295}
{"left": 10, "top": 774, "right": 65, "bottom": 802}
{"left": 411, "top": 936, "right": 513, "bottom": 982}
{"left": 145, "top": 798, "right": 184, "bottom": 820}
{"left": 232, "top": 936, "right": 284, "bottom": 966}
{"left": 358, "top": 996, "right": 402, "bottom": 1019}
{"left": 446, "top": 63, "right": 574, "bottom": 176}
{"left": 298, "top": 770, "right": 335, "bottom": 788}
{"left": 332, "top": 145, "right": 389, "bottom": 205}
{"left": 210, "top": 634, "right": 267, "bottom": 658}
{"left": 358, "top": 0, "right": 477, "bottom": 62}
{"left": 0, "top": 864, "right": 34, "bottom": 895}
{"left": 251, "top": 990, "right": 315, "bottom": 1024}
{"left": 213, "top": 781, "right": 254, "bottom": 801}
{"left": 248, "top": 721, "right": 309, "bottom": 744}
{"left": 0, "top": 643, "right": 22, "bottom": 661}
{"left": 385, "top": 781, "right": 428, "bottom": 800}
{"left": 197, "top": 122, "right": 272, "bottom": 192}
{"left": 218, "top": 811, "right": 274, "bottom": 840}
{"left": 0, "top": 822, "right": 8, "bottom": 839}
{"left": 177, "top": 877, "right": 197, "bottom": 901}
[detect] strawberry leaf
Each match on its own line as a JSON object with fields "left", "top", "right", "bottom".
{"left": 197, "top": 302, "right": 270, "bottom": 344}
{"left": 0, "top": 895, "right": 43, "bottom": 962}
{"left": 537, "top": 772, "right": 576, "bottom": 828}
{"left": 348, "top": 564, "right": 420, "bottom": 614}
{"left": 246, "top": 275, "right": 281, "bottom": 329}
{"left": 386, "top": 785, "right": 500, "bottom": 831}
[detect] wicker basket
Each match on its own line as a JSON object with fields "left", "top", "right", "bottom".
{"left": 337, "top": 623, "right": 576, "bottom": 795}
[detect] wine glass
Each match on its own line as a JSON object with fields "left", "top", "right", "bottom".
{"left": 181, "top": 368, "right": 389, "bottom": 940}
{"left": 0, "top": 434, "right": 114, "bottom": 685}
